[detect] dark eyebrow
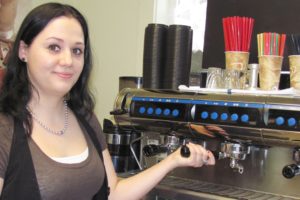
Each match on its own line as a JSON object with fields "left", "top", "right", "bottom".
{"left": 46, "top": 37, "right": 84, "bottom": 46}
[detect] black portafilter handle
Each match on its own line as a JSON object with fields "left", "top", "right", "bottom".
{"left": 180, "top": 145, "right": 219, "bottom": 159}
{"left": 282, "top": 164, "right": 300, "bottom": 179}
{"left": 180, "top": 144, "right": 191, "bottom": 157}
{"left": 143, "top": 144, "right": 191, "bottom": 157}
{"left": 144, "top": 144, "right": 219, "bottom": 159}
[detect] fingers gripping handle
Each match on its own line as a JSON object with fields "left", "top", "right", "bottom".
{"left": 180, "top": 143, "right": 219, "bottom": 159}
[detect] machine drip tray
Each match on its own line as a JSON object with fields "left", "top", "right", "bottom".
{"left": 144, "top": 176, "right": 300, "bottom": 200}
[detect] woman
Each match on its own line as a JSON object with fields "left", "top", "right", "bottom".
{"left": 0, "top": 3, "right": 215, "bottom": 200}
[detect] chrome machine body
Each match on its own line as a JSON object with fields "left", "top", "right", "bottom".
{"left": 112, "top": 88, "right": 300, "bottom": 199}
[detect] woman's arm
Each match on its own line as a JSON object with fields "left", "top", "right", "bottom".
{"left": 103, "top": 142, "right": 215, "bottom": 200}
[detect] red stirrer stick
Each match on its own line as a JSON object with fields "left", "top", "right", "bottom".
{"left": 247, "top": 18, "right": 254, "bottom": 52}
{"left": 222, "top": 18, "right": 229, "bottom": 51}
{"left": 242, "top": 17, "right": 246, "bottom": 51}
{"left": 279, "top": 34, "right": 286, "bottom": 56}
{"left": 222, "top": 16, "right": 254, "bottom": 52}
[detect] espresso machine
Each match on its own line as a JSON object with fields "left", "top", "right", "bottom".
{"left": 111, "top": 88, "right": 300, "bottom": 199}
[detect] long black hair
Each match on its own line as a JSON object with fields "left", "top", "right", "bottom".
{"left": 0, "top": 3, "right": 95, "bottom": 135}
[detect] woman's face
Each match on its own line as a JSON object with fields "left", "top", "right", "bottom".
{"left": 19, "top": 16, "right": 85, "bottom": 98}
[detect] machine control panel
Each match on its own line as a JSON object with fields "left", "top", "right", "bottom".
{"left": 130, "top": 97, "right": 190, "bottom": 121}
{"left": 130, "top": 96, "right": 300, "bottom": 131}
{"left": 265, "top": 104, "right": 300, "bottom": 131}
{"left": 191, "top": 100, "right": 264, "bottom": 128}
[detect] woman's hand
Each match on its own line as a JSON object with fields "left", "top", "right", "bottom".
{"left": 168, "top": 143, "right": 216, "bottom": 168}
{"left": 106, "top": 142, "right": 215, "bottom": 200}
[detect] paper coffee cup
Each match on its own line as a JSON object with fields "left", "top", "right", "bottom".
{"left": 258, "top": 55, "right": 283, "bottom": 90}
{"left": 225, "top": 51, "right": 250, "bottom": 71}
{"left": 289, "top": 55, "right": 300, "bottom": 89}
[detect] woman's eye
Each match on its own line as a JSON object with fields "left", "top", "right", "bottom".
{"left": 73, "top": 48, "right": 83, "bottom": 56}
{"left": 48, "top": 44, "right": 60, "bottom": 52}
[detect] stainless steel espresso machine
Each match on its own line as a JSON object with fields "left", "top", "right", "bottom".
{"left": 111, "top": 88, "right": 300, "bottom": 200}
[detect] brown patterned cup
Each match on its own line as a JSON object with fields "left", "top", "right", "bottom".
{"left": 258, "top": 55, "right": 283, "bottom": 90}
{"left": 288, "top": 55, "right": 300, "bottom": 89}
{"left": 225, "top": 51, "right": 250, "bottom": 71}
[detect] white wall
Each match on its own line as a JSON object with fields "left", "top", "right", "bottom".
{"left": 21, "top": 0, "right": 155, "bottom": 125}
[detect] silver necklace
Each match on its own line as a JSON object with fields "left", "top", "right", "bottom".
{"left": 27, "top": 100, "right": 69, "bottom": 135}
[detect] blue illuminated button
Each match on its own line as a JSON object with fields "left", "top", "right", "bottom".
{"left": 221, "top": 113, "right": 228, "bottom": 121}
{"left": 287, "top": 117, "right": 296, "bottom": 127}
{"left": 275, "top": 116, "right": 285, "bottom": 126}
{"left": 201, "top": 111, "right": 209, "bottom": 119}
{"left": 241, "top": 114, "right": 249, "bottom": 123}
{"left": 231, "top": 113, "right": 239, "bottom": 121}
{"left": 147, "top": 107, "right": 154, "bottom": 115}
{"left": 139, "top": 106, "right": 146, "bottom": 114}
{"left": 210, "top": 112, "right": 218, "bottom": 120}
{"left": 172, "top": 109, "right": 180, "bottom": 117}
{"left": 163, "top": 108, "right": 171, "bottom": 116}
{"left": 155, "top": 108, "right": 162, "bottom": 115}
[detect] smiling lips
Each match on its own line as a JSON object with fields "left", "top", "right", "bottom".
{"left": 56, "top": 72, "right": 73, "bottom": 79}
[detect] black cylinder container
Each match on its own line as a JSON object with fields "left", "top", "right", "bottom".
{"left": 103, "top": 119, "right": 140, "bottom": 173}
